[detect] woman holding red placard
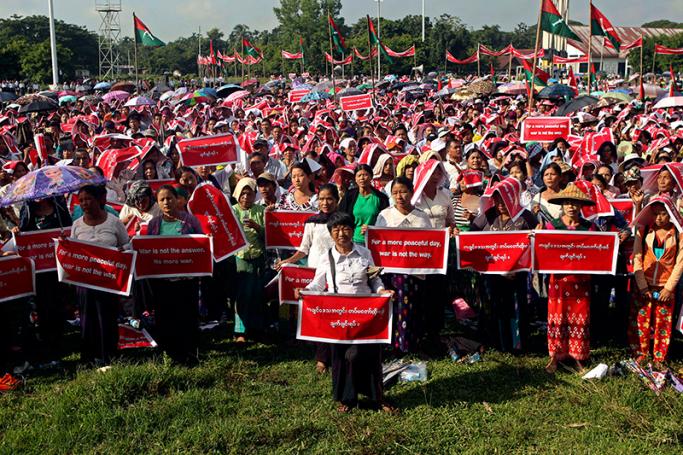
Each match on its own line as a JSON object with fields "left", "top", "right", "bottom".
{"left": 543, "top": 184, "right": 597, "bottom": 374}
{"left": 376, "top": 177, "right": 431, "bottom": 354}
{"left": 145, "top": 185, "right": 204, "bottom": 366}
{"left": 70, "top": 185, "right": 129, "bottom": 366}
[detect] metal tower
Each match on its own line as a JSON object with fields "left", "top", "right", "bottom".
{"left": 96, "top": 0, "right": 122, "bottom": 79}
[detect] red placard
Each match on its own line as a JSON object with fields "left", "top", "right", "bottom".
{"left": 288, "top": 89, "right": 310, "bottom": 103}
{"left": 297, "top": 292, "right": 392, "bottom": 344}
{"left": 279, "top": 264, "right": 316, "bottom": 304}
{"left": 608, "top": 198, "right": 635, "bottom": 225}
{"left": 340, "top": 94, "right": 373, "bottom": 112}
{"left": 55, "top": 238, "right": 136, "bottom": 296}
{"left": 188, "top": 182, "right": 247, "bottom": 261}
{"left": 265, "top": 210, "right": 314, "bottom": 250}
{"left": 0, "top": 256, "right": 36, "bottom": 303}
{"left": 365, "top": 227, "right": 449, "bottom": 274}
{"left": 533, "top": 230, "right": 619, "bottom": 274}
{"left": 131, "top": 235, "right": 213, "bottom": 279}
{"left": 456, "top": 231, "right": 532, "bottom": 274}
{"left": 13, "top": 228, "right": 71, "bottom": 273}
{"left": 177, "top": 134, "right": 238, "bottom": 167}
{"left": 520, "top": 117, "right": 571, "bottom": 143}
{"left": 146, "top": 179, "right": 176, "bottom": 194}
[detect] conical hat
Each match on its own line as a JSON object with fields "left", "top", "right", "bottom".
{"left": 547, "top": 183, "right": 596, "bottom": 206}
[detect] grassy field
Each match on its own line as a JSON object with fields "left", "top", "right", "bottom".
{"left": 1, "top": 327, "right": 682, "bottom": 454}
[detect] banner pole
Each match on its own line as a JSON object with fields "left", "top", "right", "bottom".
{"left": 529, "top": 0, "right": 543, "bottom": 110}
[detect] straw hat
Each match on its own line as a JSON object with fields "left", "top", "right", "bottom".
{"left": 548, "top": 184, "right": 596, "bottom": 206}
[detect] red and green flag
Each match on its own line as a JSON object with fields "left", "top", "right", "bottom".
{"left": 590, "top": 2, "right": 621, "bottom": 51}
{"left": 328, "top": 15, "right": 346, "bottom": 54}
{"left": 367, "top": 15, "right": 393, "bottom": 63}
{"left": 133, "top": 14, "right": 164, "bottom": 47}
{"left": 521, "top": 58, "right": 549, "bottom": 87}
{"left": 540, "top": 0, "right": 580, "bottom": 40}
{"left": 242, "top": 38, "right": 262, "bottom": 58}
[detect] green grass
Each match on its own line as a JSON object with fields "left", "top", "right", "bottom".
{"left": 1, "top": 330, "right": 682, "bottom": 454}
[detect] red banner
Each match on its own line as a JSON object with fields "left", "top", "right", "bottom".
{"left": 264, "top": 210, "right": 314, "bottom": 250}
{"left": 117, "top": 324, "right": 158, "bottom": 349}
{"left": 177, "top": 134, "right": 238, "bottom": 167}
{"left": 96, "top": 146, "right": 143, "bottom": 180}
{"left": 445, "top": 50, "right": 479, "bottom": 64}
{"left": 533, "top": 230, "right": 619, "bottom": 274}
{"left": 279, "top": 264, "right": 316, "bottom": 304}
{"left": 520, "top": 116, "right": 571, "bottom": 143}
{"left": 608, "top": 198, "right": 635, "bottom": 225}
{"left": 339, "top": 94, "right": 373, "bottom": 112}
{"left": 552, "top": 55, "right": 588, "bottom": 64}
{"left": 456, "top": 231, "right": 532, "bottom": 273}
{"left": 654, "top": 44, "right": 683, "bottom": 55}
{"left": 188, "top": 182, "right": 247, "bottom": 261}
{"left": 13, "top": 228, "right": 71, "bottom": 273}
{"left": 288, "top": 89, "right": 310, "bottom": 103}
{"left": 0, "top": 256, "right": 35, "bottom": 303}
{"left": 131, "top": 235, "right": 213, "bottom": 279}
{"left": 281, "top": 50, "right": 303, "bottom": 60}
{"left": 384, "top": 44, "right": 415, "bottom": 58}
{"left": 297, "top": 292, "right": 392, "bottom": 344}
{"left": 366, "top": 227, "right": 449, "bottom": 274}
{"left": 55, "top": 238, "right": 136, "bottom": 296}
{"left": 324, "top": 52, "right": 353, "bottom": 65}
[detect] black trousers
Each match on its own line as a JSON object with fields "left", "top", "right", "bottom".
{"left": 79, "top": 288, "right": 119, "bottom": 365}
{"left": 331, "top": 344, "right": 383, "bottom": 406}
{"left": 151, "top": 279, "right": 199, "bottom": 364}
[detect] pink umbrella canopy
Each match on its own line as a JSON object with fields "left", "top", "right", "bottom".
{"left": 124, "top": 96, "right": 156, "bottom": 107}
{"left": 653, "top": 96, "right": 683, "bottom": 109}
{"left": 225, "top": 90, "right": 250, "bottom": 103}
{"left": 102, "top": 90, "right": 131, "bottom": 103}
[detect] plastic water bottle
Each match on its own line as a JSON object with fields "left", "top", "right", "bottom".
{"left": 448, "top": 346, "right": 460, "bottom": 361}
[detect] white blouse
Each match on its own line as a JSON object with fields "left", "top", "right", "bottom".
{"left": 415, "top": 189, "right": 455, "bottom": 228}
{"left": 306, "top": 245, "right": 384, "bottom": 294}
{"left": 71, "top": 212, "right": 129, "bottom": 248}
{"left": 297, "top": 222, "right": 334, "bottom": 269}
{"left": 375, "top": 207, "right": 432, "bottom": 228}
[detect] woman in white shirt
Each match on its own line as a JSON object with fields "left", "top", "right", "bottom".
{"left": 276, "top": 184, "right": 339, "bottom": 373}
{"left": 300, "top": 212, "right": 395, "bottom": 413}
{"left": 71, "top": 185, "right": 129, "bottom": 365}
{"left": 376, "top": 177, "right": 431, "bottom": 354}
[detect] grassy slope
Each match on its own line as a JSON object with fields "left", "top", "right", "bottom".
{"left": 0, "top": 334, "right": 682, "bottom": 454}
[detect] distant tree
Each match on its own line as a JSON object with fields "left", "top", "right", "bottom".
{"left": 641, "top": 20, "right": 683, "bottom": 29}
{"left": 20, "top": 40, "right": 74, "bottom": 83}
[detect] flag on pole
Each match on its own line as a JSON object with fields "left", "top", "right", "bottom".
{"left": 242, "top": 38, "right": 262, "bottom": 58}
{"left": 299, "top": 36, "right": 305, "bottom": 58}
{"left": 590, "top": 3, "right": 621, "bottom": 51}
{"left": 621, "top": 37, "right": 643, "bottom": 51}
{"left": 328, "top": 15, "right": 346, "bottom": 54}
{"left": 521, "top": 59, "right": 549, "bottom": 87}
{"left": 540, "top": 0, "right": 580, "bottom": 40}
{"left": 639, "top": 75, "right": 645, "bottom": 100}
{"left": 209, "top": 40, "right": 216, "bottom": 64}
{"left": 367, "top": 15, "right": 393, "bottom": 63}
{"left": 133, "top": 14, "right": 165, "bottom": 46}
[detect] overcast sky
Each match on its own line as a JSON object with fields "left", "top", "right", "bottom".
{"left": 2, "top": 0, "right": 681, "bottom": 40}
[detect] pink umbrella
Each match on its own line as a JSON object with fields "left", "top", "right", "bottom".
{"left": 102, "top": 90, "right": 131, "bottom": 103}
{"left": 124, "top": 96, "right": 156, "bottom": 107}
{"left": 58, "top": 90, "right": 78, "bottom": 97}
{"left": 225, "top": 90, "right": 250, "bottom": 103}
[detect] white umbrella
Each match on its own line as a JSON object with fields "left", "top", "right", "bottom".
{"left": 653, "top": 96, "right": 683, "bottom": 109}
{"left": 124, "top": 96, "right": 156, "bottom": 107}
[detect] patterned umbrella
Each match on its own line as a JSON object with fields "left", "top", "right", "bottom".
{"left": 102, "top": 90, "right": 131, "bottom": 103}
{"left": 0, "top": 166, "right": 106, "bottom": 207}
{"left": 124, "top": 96, "right": 156, "bottom": 107}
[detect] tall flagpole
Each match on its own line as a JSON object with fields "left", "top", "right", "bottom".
{"left": 477, "top": 43, "right": 481, "bottom": 77}
{"left": 367, "top": 16, "right": 376, "bottom": 102}
{"left": 48, "top": 0, "right": 59, "bottom": 86}
{"left": 327, "top": 11, "right": 336, "bottom": 102}
{"left": 639, "top": 34, "right": 644, "bottom": 99}
{"left": 198, "top": 26, "right": 201, "bottom": 81}
{"left": 529, "top": 0, "right": 543, "bottom": 110}
{"left": 376, "top": 0, "right": 381, "bottom": 80}
{"left": 587, "top": 1, "right": 593, "bottom": 93}
{"left": 133, "top": 13, "right": 139, "bottom": 90}
{"left": 241, "top": 37, "right": 245, "bottom": 80}
{"left": 507, "top": 43, "right": 513, "bottom": 80}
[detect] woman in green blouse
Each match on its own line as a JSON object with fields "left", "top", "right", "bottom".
{"left": 231, "top": 178, "right": 267, "bottom": 343}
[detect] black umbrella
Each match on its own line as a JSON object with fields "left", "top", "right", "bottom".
{"left": 537, "top": 84, "right": 576, "bottom": 99}
{"left": 16, "top": 94, "right": 59, "bottom": 113}
{"left": 555, "top": 95, "right": 599, "bottom": 116}
{"left": 216, "top": 84, "right": 243, "bottom": 97}
{"left": 336, "top": 87, "right": 363, "bottom": 99}
{"left": 0, "top": 92, "right": 17, "bottom": 102}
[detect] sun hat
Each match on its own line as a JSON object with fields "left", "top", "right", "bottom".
{"left": 548, "top": 183, "right": 596, "bottom": 206}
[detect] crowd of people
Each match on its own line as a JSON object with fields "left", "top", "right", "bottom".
{"left": 0, "top": 71, "right": 682, "bottom": 411}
